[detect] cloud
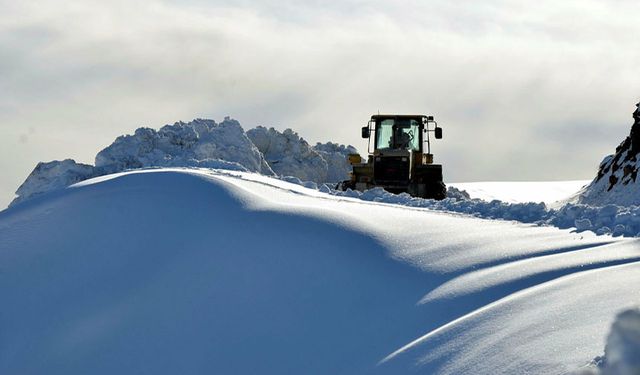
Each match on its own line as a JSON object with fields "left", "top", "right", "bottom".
{"left": 1, "top": 0, "right": 640, "bottom": 206}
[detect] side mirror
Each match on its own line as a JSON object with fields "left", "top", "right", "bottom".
{"left": 434, "top": 127, "right": 443, "bottom": 139}
{"left": 361, "top": 126, "right": 370, "bottom": 138}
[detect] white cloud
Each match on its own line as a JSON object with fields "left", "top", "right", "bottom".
{"left": 1, "top": 0, "right": 640, "bottom": 207}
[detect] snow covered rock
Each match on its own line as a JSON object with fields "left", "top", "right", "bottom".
{"left": 95, "top": 118, "right": 273, "bottom": 175}
{"left": 11, "top": 159, "right": 98, "bottom": 206}
{"left": 579, "top": 103, "right": 640, "bottom": 206}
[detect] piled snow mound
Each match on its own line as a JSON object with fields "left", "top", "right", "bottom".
{"left": 96, "top": 118, "right": 273, "bottom": 175}
{"left": 579, "top": 103, "right": 640, "bottom": 206}
{"left": 246, "top": 126, "right": 327, "bottom": 182}
{"left": 246, "top": 127, "right": 356, "bottom": 183}
{"left": 12, "top": 159, "right": 98, "bottom": 206}
{"left": 12, "top": 118, "right": 361, "bottom": 207}
{"left": 313, "top": 142, "right": 359, "bottom": 182}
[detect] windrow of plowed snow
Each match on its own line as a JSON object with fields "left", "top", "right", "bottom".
{"left": 2, "top": 169, "right": 637, "bottom": 374}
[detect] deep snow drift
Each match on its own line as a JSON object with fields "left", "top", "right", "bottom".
{"left": 1, "top": 168, "right": 639, "bottom": 374}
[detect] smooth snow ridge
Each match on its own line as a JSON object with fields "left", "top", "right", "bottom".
{"left": 2, "top": 168, "right": 639, "bottom": 375}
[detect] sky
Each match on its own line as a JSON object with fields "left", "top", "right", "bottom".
{"left": 1, "top": 0, "right": 640, "bottom": 208}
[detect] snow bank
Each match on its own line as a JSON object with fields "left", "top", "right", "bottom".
{"left": 246, "top": 126, "right": 328, "bottom": 182}
{"left": 96, "top": 118, "right": 272, "bottom": 175}
{"left": 579, "top": 103, "right": 640, "bottom": 207}
{"left": 12, "top": 118, "right": 359, "bottom": 207}
{"left": 313, "top": 141, "right": 359, "bottom": 182}
{"left": 246, "top": 126, "right": 356, "bottom": 183}
{"left": 272, "top": 177, "right": 640, "bottom": 238}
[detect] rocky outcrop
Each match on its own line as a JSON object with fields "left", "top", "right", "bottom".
{"left": 579, "top": 103, "right": 640, "bottom": 206}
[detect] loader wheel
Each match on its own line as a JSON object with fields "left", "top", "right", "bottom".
{"left": 425, "top": 181, "right": 447, "bottom": 200}
{"left": 336, "top": 180, "right": 355, "bottom": 191}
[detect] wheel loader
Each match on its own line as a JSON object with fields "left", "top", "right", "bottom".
{"left": 339, "top": 114, "right": 446, "bottom": 200}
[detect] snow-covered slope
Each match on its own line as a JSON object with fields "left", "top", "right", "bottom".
{"left": 1, "top": 168, "right": 638, "bottom": 374}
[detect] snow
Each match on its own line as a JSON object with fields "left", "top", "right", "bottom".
{"left": 603, "top": 308, "right": 640, "bottom": 375}
{"left": 246, "top": 126, "right": 356, "bottom": 183}
{"left": 569, "top": 308, "right": 640, "bottom": 375}
{"left": 246, "top": 126, "right": 328, "bottom": 182}
{"left": 450, "top": 180, "right": 589, "bottom": 205}
{"left": 11, "top": 159, "right": 98, "bottom": 206}
{"left": 1, "top": 168, "right": 639, "bottom": 374}
{"left": 312, "top": 141, "right": 359, "bottom": 182}
{"left": 11, "top": 118, "right": 357, "bottom": 207}
{"left": 95, "top": 117, "right": 273, "bottom": 175}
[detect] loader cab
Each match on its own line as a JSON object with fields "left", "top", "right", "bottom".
{"left": 375, "top": 117, "right": 421, "bottom": 151}
{"left": 362, "top": 114, "right": 442, "bottom": 155}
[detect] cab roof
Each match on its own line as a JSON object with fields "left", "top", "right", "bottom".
{"left": 370, "top": 114, "right": 429, "bottom": 120}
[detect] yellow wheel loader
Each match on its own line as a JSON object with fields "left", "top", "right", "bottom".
{"left": 339, "top": 114, "right": 446, "bottom": 200}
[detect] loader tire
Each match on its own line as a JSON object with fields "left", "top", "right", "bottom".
{"left": 425, "top": 181, "right": 447, "bottom": 200}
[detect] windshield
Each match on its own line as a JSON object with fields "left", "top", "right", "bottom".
{"left": 375, "top": 118, "right": 420, "bottom": 151}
